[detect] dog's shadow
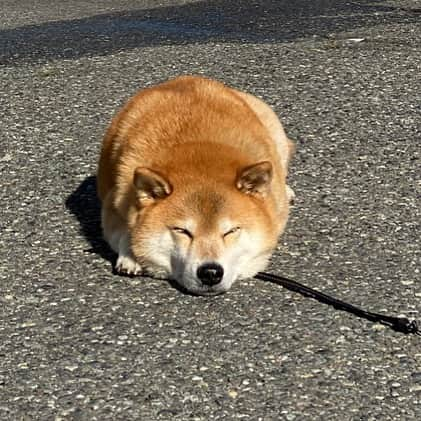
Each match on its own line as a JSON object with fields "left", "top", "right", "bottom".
{"left": 66, "top": 176, "right": 117, "bottom": 265}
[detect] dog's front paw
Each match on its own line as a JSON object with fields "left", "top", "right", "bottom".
{"left": 115, "top": 255, "right": 144, "bottom": 276}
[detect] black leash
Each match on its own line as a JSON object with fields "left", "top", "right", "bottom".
{"left": 255, "top": 272, "right": 420, "bottom": 335}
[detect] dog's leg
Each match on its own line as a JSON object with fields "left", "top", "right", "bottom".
{"left": 115, "top": 232, "right": 143, "bottom": 276}
{"left": 101, "top": 195, "right": 143, "bottom": 276}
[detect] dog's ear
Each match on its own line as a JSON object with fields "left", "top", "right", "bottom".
{"left": 134, "top": 167, "right": 172, "bottom": 205}
{"left": 236, "top": 161, "right": 273, "bottom": 196}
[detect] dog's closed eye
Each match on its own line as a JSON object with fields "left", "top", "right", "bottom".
{"left": 171, "top": 227, "right": 193, "bottom": 239}
{"left": 223, "top": 227, "right": 241, "bottom": 238}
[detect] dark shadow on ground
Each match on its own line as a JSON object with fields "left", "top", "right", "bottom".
{"left": 1, "top": 0, "right": 419, "bottom": 64}
{"left": 65, "top": 175, "right": 116, "bottom": 265}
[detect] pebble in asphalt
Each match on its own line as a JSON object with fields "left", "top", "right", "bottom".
{"left": 1, "top": 1, "right": 420, "bottom": 420}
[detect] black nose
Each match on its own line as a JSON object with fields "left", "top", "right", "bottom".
{"left": 197, "top": 263, "right": 224, "bottom": 286}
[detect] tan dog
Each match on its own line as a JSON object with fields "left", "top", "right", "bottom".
{"left": 97, "top": 76, "right": 295, "bottom": 295}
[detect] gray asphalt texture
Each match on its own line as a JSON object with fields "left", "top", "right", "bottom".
{"left": 1, "top": 1, "right": 420, "bottom": 420}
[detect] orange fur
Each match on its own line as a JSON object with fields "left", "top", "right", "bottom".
{"left": 97, "top": 76, "right": 295, "bottom": 294}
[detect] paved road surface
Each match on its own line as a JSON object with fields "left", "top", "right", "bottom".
{"left": 1, "top": 1, "right": 420, "bottom": 419}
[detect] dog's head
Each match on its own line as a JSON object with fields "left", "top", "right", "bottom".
{"left": 129, "top": 161, "right": 289, "bottom": 295}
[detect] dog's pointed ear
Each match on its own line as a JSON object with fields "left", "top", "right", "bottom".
{"left": 236, "top": 161, "right": 273, "bottom": 196}
{"left": 133, "top": 167, "right": 172, "bottom": 205}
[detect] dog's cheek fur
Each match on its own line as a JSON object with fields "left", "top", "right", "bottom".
{"left": 131, "top": 227, "right": 173, "bottom": 275}
{"left": 130, "top": 223, "right": 198, "bottom": 287}
{"left": 220, "top": 229, "right": 271, "bottom": 282}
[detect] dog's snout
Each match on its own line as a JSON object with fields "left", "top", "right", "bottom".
{"left": 197, "top": 263, "right": 224, "bottom": 286}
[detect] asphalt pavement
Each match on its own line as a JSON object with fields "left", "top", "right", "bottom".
{"left": 1, "top": 1, "right": 420, "bottom": 420}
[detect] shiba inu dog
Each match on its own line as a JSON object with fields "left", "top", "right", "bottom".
{"left": 97, "top": 76, "right": 295, "bottom": 295}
